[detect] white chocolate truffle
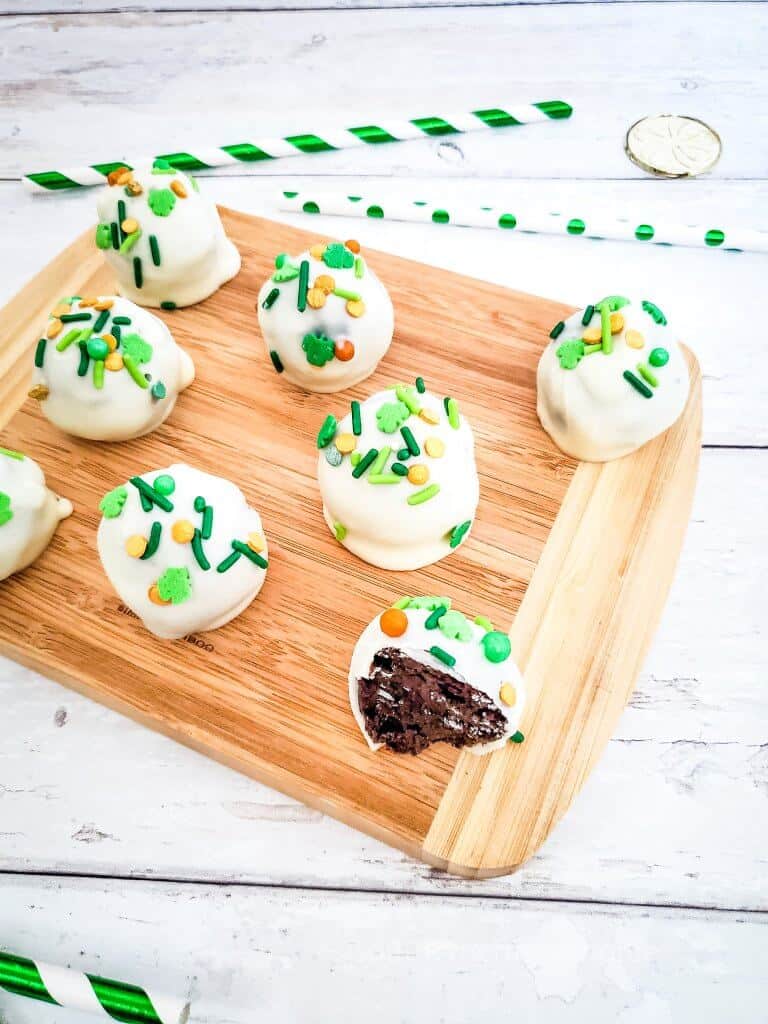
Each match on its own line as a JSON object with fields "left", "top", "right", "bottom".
{"left": 97, "top": 464, "right": 268, "bottom": 639}
{"left": 94, "top": 161, "right": 240, "bottom": 308}
{"left": 0, "top": 448, "right": 72, "bottom": 582}
{"left": 537, "top": 296, "right": 690, "bottom": 462}
{"left": 31, "top": 296, "right": 194, "bottom": 442}
{"left": 317, "top": 382, "right": 479, "bottom": 570}
{"left": 257, "top": 240, "right": 394, "bottom": 392}
{"left": 350, "top": 597, "right": 526, "bottom": 755}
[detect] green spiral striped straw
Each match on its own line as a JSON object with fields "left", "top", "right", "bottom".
{"left": 21, "top": 100, "right": 571, "bottom": 193}
{"left": 278, "top": 190, "right": 768, "bottom": 254}
{"left": 0, "top": 950, "right": 189, "bottom": 1023}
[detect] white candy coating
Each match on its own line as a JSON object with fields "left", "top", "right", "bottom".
{"left": 95, "top": 163, "right": 240, "bottom": 308}
{"left": 0, "top": 450, "right": 72, "bottom": 582}
{"left": 537, "top": 298, "right": 690, "bottom": 462}
{"left": 33, "top": 296, "right": 194, "bottom": 441}
{"left": 349, "top": 601, "right": 526, "bottom": 755}
{"left": 97, "top": 464, "right": 268, "bottom": 639}
{"left": 257, "top": 243, "right": 394, "bottom": 392}
{"left": 317, "top": 386, "right": 479, "bottom": 570}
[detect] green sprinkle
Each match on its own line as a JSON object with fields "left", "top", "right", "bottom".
{"left": 439, "top": 609, "right": 473, "bottom": 642}
{"left": 406, "top": 596, "right": 451, "bottom": 611}
{"left": 0, "top": 491, "right": 12, "bottom": 526}
{"left": 623, "top": 370, "right": 653, "bottom": 398}
{"left": 635, "top": 223, "right": 655, "bottom": 241}
{"left": 392, "top": 597, "right": 411, "bottom": 609}
{"left": 432, "top": 209, "right": 450, "bottom": 224}
{"left": 354, "top": 256, "right": 364, "bottom": 279}
{"left": 269, "top": 349, "right": 284, "bottom": 373}
{"left": 474, "top": 615, "right": 494, "bottom": 631}
{"left": 510, "top": 731, "right": 525, "bottom": 744}
{"left": 584, "top": 343, "right": 601, "bottom": 356}
{"left": 481, "top": 631, "right": 511, "bottom": 664}
{"left": 92, "top": 359, "right": 105, "bottom": 390}
{"left": 350, "top": 451, "right": 361, "bottom": 467}
{"left": 60, "top": 312, "right": 91, "bottom": 323}
{"left": 157, "top": 566, "right": 192, "bottom": 604}
{"left": 415, "top": 376, "right": 426, "bottom": 394}
{"left": 567, "top": 218, "right": 586, "bottom": 235}
{"left": 133, "top": 257, "right": 143, "bottom": 289}
{"left": 93, "top": 309, "right": 111, "bottom": 333}
{"left": 599, "top": 301, "right": 612, "bottom": 354}
{"left": 549, "top": 321, "right": 565, "bottom": 340}
{"left": 407, "top": 483, "right": 440, "bottom": 506}
{"left": 191, "top": 529, "right": 211, "bottom": 570}
{"left": 352, "top": 448, "right": 379, "bottom": 479}
{"left": 449, "top": 520, "right": 472, "bottom": 548}
{"left": 395, "top": 385, "right": 421, "bottom": 414}
{"left": 429, "top": 645, "right": 456, "bottom": 668}
{"left": 99, "top": 485, "right": 127, "bottom": 519}
{"left": 297, "top": 260, "right": 309, "bottom": 312}
{"left": 351, "top": 400, "right": 362, "bottom": 436}
{"left": 95, "top": 223, "right": 112, "bottom": 249}
{"left": 391, "top": 462, "right": 408, "bottom": 477}
{"left": 302, "top": 200, "right": 320, "bottom": 214}
{"left": 334, "top": 522, "right": 347, "bottom": 541}
{"left": 112, "top": 316, "right": 132, "bottom": 325}
{"left": 400, "top": 425, "right": 420, "bottom": 456}
{"left": 110, "top": 223, "right": 119, "bottom": 249}
{"left": 262, "top": 287, "right": 280, "bottom": 309}
{"left": 498, "top": 213, "right": 517, "bottom": 230}
{"left": 109, "top": 324, "right": 120, "bottom": 341}
{"left": 369, "top": 473, "right": 401, "bottom": 484}
{"left": 369, "top": 446, "right": 391, "bottom": 476}
{"left": 302, "top": 332, "right": 335, "bottom": 367}
{"left": 425, "top": 606, "right": 447, "bottom": 629}
{"left": 366, "top": 205, "right": 384, "bottom": 219}
{"left": 76, "top": 342, "right": 90, "bottom": 377}
{"left": 201, "top": 505, "right": 213, "bottom": 539}
{"left": 193, "top": 496, "right": 206, "bottom": 512}
{"left": 140, "top": 521, "right": 162, "bottom": 560}
{"left": 153, "top": 474, "right": 175, "bottom": 497}
{"left": 232, "top": 539, "right": 268, "bottom": 569}
{"left": 376, "top": 400, "right": 410, "bottom": 434}
{"left": 87, "top": 336, "right": 109, "bottom": 360}
{"left": 216, "top": 550, "right": 241, "bottom": 573}
{"left": 148, "top": 187, "right": 177, "bottom": 217}
{"left": 581, "top": 304, "right": 595, "bottom": 326}
{"left": 123, "top": 353, "right": 149, "bottom": 389}
{"left": 642, "top": 300, "right": 667, "bottom": 326}
{"left": 151, "top": 381, "right": 166, "bottom": 401}
{"left": 273, "top": 259, "right": 299, "bottom": 283}
{"left": 149, "top": 235, "right": 161, "bottom": 266}
{"left": 317, "top": 414, "right": 337, "bottom": 449}
{"left": 446, "top": 397, "right": 460, "bottom": 429}
{"left": 397, "top": 448, "right": 411, "bottom": 461}
{"left": 556, "top": 339, "right": 584, "bottom": 370}
{"left": 119, "top": 229, "right": 141, "bottom": 254}
{"left": 129, "top": 476, "right": 173, "bottom": 512}
{"left": 34, "top": 338, "right": 47, "bottom": 368}
{"left": 117, "top": 199, "right": 126, "bottom": 241}
{"left": 637, "top": 363, "right": 659, "bottom": 388}
{"left": 332, "top": 287, "right": 361, "bottom": 301}
{"left": 649, "top": 347, "right": 669, "bottom": 368}
{"left": 705, "top": 228, "right": 725, "bottom": 247}
{"left": 0, "top": 447, "right": 24, "bottom": 461}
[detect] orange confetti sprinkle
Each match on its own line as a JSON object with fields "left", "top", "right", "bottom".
{"left": 170, "top": 180, "right": 187, "bottom": 199}
{"left": 345, "top": 239, "right": 361, "bottom": 254}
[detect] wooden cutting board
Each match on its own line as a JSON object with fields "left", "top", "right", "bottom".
{"left": 0, "top": 209, "right": 701, "bottom": 877}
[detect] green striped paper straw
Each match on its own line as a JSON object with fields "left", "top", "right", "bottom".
{"left": 22, "top": 101, "right": 572, "bottom": 193}
{"left": 0, "top": 950, "right": 189, "bottom": 1023}
{"left": 278, "top": 191, "right": 768, "bottom": 255}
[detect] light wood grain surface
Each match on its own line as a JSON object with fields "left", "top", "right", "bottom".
{"left": 0, "top": 3, "right": 766, "bottom": 1022}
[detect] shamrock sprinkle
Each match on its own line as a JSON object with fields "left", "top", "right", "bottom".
{"left": 157, "top": 566, "right": 192, "bottom": 604}
{"left": 302, "top": 332, "right": 336, "bottom": 367}
{"left": 99, "top": 485, "right": 128, "bottom": 519}
{"left": 148, "top": 187, "right": 177, "bottom": 217}
{"left": 376, "top": 401, "right": 410, "bottom": 434}
{"left": 121, "top": 333, "right": 154, "bottom": 364}
{"left": 438, "top": 609, "right": 473, "bottom": 642}
{"left": 95, "top": 223, "right": 112, "bottom": 249}
{"left": 555, "top": 339, "right": 585, "bottom": 370}
{"left": 273, "top": 260, "right": 300, "bottom": 283}
{"left": 322, "top": 243, "right": 354, "bottom": 270}
{"left": 0, "top": 491, "right": 13, "bottom": 527}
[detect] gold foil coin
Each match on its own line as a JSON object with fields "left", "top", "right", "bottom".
{"left": 625, "top": 114, "right": 722, "bottom": 178}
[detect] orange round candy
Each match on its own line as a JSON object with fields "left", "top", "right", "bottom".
{"left": 380, "top": 607, "right": 408, "bottom": 638}
{"left": 345, "top": 239, "right": 361, "bottom": 254}
{"left": 335, "top": 338, "right": 355, "bottom": 361}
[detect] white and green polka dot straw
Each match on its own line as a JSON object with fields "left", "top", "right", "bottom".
{"left": 0, "top": 950, "right": 189, "bottom": 1023}
{"left": 22, "top": 100, "right": 571, "bottom": 193}
{"left": 279, "top": 191, "right": 768, "bottom": 254}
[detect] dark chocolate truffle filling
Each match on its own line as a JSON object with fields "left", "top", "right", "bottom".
{"left": 357, "top": 647, "right": 507, "bottom": 755}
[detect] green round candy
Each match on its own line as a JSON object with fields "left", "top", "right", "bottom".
{"left": 153, "top": 474, "right": 176, "bottom": 496}
{"left": 481, "top": 630, "right": 511, "bottom": 664}
{"left": 649, "top": 347, "right": 669, "bottom": 368}
{"left": 87, "top": 337, "right": 110, "bottom": 360}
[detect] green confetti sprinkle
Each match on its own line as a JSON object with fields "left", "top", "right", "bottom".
{"left": 151, "top": 381, "right": 167, "bottom": 401}
{"left": 376, "top": 400, "right": 410, "bottom": 434}
{"left": 302, "top": 332, "right": 336, "bottom": 367}
{"left": 157, "top": 566, "right": 192, "bottom": 604}
{"left": 148, "top": 187, "right": 177, "bottom": 217}
{"left": 99, "top": 485, "right": 128, "bottom": 519}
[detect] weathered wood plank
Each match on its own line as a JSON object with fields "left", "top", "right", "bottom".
{"left": 1, "top": 6, "right": 766, "bottom": 179}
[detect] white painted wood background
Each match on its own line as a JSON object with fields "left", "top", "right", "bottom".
{"left": 1, "top": 4, "right": 766, "bottom": 1023}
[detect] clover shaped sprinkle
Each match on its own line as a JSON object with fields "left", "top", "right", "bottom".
{"left": 121, "top": 333, "right": 154, "bottom": 364}
{"left": 555, "top": 339, "right": 585, "bottom": 370}
{"left": 0, "top": 491, "right": 13, "bottom": 527}
{"left": 157, "top": 566, "right": 192, "bottom": 605}
{"left": 148, "top": 187, "right": 177, "bottom": 217}
{"left": 438, "top": 609, "right": 472, "bottom": 642}
{"left": 322, "top": 243, "right": 354, "bottom": 270}
{"left": 99, "top": 485, "right": 128, "bottom": 519}
{"left": 302, "top": 332, "right": 336, "bottom": 367}
{"left": 376, "top": 401, "right": 410, "bottom": 434}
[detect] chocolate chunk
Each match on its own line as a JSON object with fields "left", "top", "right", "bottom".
{"left": 357, "top": 647, "right": 506, "bottom": 755}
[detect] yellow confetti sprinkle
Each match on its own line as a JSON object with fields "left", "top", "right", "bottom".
{"left": 335, "top": 433, "right": 357, "bottom": 455}
{"left": 102, "top": 333, "right": 118, "bottom": 352}
{"left": 424, "top": 437, "right": 445, "bottom": 458}
{"left": 125, "top": 534, "right": 147, "bottom": 558}
{"left": 582, "top": 326, "right": 602, "bottom": 344}
{"left": 419, "top": 408, "right": 440, "bottom": 425}
{"left": 105, "top": 352, "right": 123, "bottom": 371}
{"left": 625, "top": 329, "right": 645, "bottom": 349}
{"left": 121, "top": 217, "right": 139, "bottom": 235}
{"left": 125, "top": 179, "right": 143, "bottom": 197}
{"left": 315, "top": 274, "right": 336, "bottom": 294}
{"left": 306, "top": 287, "right": 327, "bottom": 309}
{"left": 309, "top": 243, "right": 326, "bottom": 260}
{"left": 28, "top": 384, "right": 49, "bottom": 401}
{"left": 93, "top": 299, "right": 114, "bottom": 311}
{"left": 78, "top": 297, "right": 98, "bottom": 307}
{"left": 50, "top": 303, "right": 71, "bottom": 318}
{"left": 499, "top": 683, "right": 517, "bottom": 707}
{"left": 247, "top": 532, "right": 265, "bottom": 553}
{"left": 346, "top": 299, "right": 365, "bottom": 318}
{"left": 171, "top": 519, "right": 195, "bottom": 543}
{"left": 46, "top": 318, "right": 63, "bottom": 339}
{"left": 407, "top": 464, "right": 429, "bottom": 485}
{"left": 610, "top": 312, "right": 625, "bottom": 334}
